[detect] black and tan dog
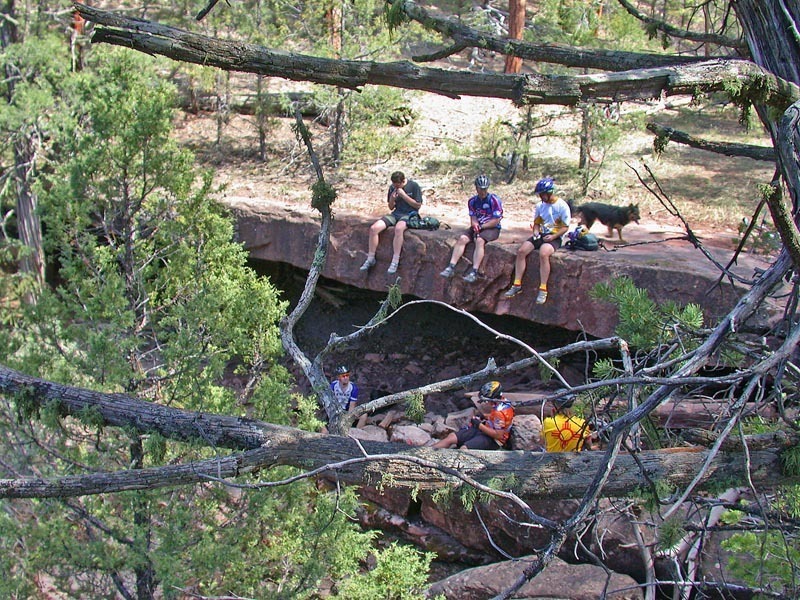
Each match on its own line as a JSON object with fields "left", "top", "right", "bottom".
{"left": 574, "top": 202, "right": 640, "bottom": 243}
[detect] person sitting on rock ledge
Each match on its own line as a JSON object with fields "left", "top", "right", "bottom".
{"left": 503, "top": 177, "right": 570, "bottom": 304}
{"left": 432, "top": 381, "right": 514, "bottom": 449}
{"left": 439, "top": 174, "right": 503, "bottom": 283}
{"left": 360, "top": 171, "right": 424, "bottom": 275}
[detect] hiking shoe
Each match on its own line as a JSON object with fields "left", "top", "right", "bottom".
{"left": 359, "top": 257, "right": 376, "bottom": 271}
{"left": 536, "top": 289, "right": 548, "bottom": 304}
{"left": 440, "top": 265, "right": 455, "bottom": 278}
{"left": 504, "top": 285, "right": 522, "bottom": 298}
{"left": 462, "top": 270, "right": 478, "bottom": 283}
{"left": 387, "top": 261, "right": 399, "bottom": 274}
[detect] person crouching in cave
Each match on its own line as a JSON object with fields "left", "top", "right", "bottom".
{"left": 433, "top": 381, "right": 514, "bottom": 449}
{"left": 541, "top": 395, "right": 596, "bottom": 452}
{"left": 322, "top": 365, "right": 366, "bottom": 433}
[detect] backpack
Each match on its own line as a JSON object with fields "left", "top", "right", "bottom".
{"left": 565, "top": 227, "right": 599, "bottom": 251}
{"left": 407, "top": 214, "right": 441, "bottom": 231}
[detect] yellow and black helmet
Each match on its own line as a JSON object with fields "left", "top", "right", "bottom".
{"left": 479, "top": 381, "right": 503, "bottom": 401}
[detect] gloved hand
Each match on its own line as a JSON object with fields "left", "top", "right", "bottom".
{"left": 470, "top": 416, "right": 482, "bottom": 428}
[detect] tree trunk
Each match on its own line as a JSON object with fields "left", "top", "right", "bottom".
{"left": 75, "top": 5, "right": 798, "bottom": 109}
{"left": 1, "top": 365, "right": 797, "bottom": 501}
{"left": 646, "top": 122, "right": 776, "bottom": 161}
{"left": 13, "top": 132, "right": 45, "bottom": 299}
{"left": 504, "top": 0, "right": 525, "bottom": 74}
{"left": 732, "top": 0, "right": 800, "bottom": 264}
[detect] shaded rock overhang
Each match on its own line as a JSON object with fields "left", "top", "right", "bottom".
{"left": 229, "top": 199, "right": 779, "bottom": 339}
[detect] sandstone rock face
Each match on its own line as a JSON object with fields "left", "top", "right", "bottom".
{"left": 426, "top": 556, "right": 643, "bottom": 599}
{"left": 229, "top": 201, "right": 779, "bottom": 338}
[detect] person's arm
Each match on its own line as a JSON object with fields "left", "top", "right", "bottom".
{"left": 396, "top": 186, "right": 422, "bottom": 210}
{"left": 347, "top": 384, "right": 359, "bottom": 412}
{"left": 480, "top": 217, "right": 501, "bottom": 230}
{"left": 544, "top": 224, "right": 568, "bottom": 242}
{"left": 477, "top": 421, "right": 506, "bottom": 441}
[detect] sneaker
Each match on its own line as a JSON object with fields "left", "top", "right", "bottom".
{"left": 462, "top": 270, "right": 478, "bottom": 283}
{"left": 536, "top": 289, "right": 548, "bottom": 304}
{"left": 504, "top": 285, "right": 522, "bottom": 298}
{"left": 387, "top": 261, "right": 399, "bottom": 274}
{"left": 440, "top": 265, "right": 455, "bottom": 278}
{"left": 359, "top": 257, "right": 376, "bottom": 271}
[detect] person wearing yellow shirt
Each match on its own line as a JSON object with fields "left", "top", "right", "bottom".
{"left": 541, "top": 395, "right": 594, "bottom": 452}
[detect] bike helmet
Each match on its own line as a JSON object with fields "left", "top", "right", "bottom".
{"left": 474, "top": 175, "right": 490, "bottom": 189}
{"left": 534, "top": 177, "right": 555, "bottom": 195}
{"left": 552, "top": 393, "right": 575, "bottom": 411}
{"left": 335, "top": 365, "right": 350, "bottom": 376}
{"left": 479, "top": 381, "right": 503, "bottom": 401}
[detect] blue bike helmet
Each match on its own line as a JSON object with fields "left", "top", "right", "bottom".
{"left": 534, "top": 177, "right": 555, "bottom": 195}
{"left": 475, "top": 175, "right": 490, "bottom": 189}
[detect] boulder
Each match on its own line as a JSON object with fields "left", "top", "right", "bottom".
{"left": 348, "top": 425, "right": 388, "bottom": 443}
{"left": 508, "top": 414, "right": 542, "bottom": 450}
{"left": 390, "top": 424, "right": 432, "bottom": 446}
{"left": 426, "top": 556, "right": 643, "bottom": 599}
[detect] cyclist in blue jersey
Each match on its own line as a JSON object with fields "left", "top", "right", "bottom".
{"left": 440, "top": 175, "right": 503, "bottom": 283}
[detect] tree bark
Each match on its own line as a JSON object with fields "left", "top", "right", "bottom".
{"left": 394, "top": 0, "right": 721, "bottom": 70}
{"left": 646, "top": 122, "right": 776, "bottom": 161}
{"left": 74, "top": 5, "right": 799, "bottom": 109}
{"left": 1, "top": 365, "right": 797, "bottom": 501}
{"left": 504, "top": 0, "right": 525, "bottom": 74}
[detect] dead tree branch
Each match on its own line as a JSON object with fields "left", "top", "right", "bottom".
{"left": 73, "top": 4, "right": 799, "bottom": 109}
{"left": 647, "top": 122, "right": 776, "bottom": 162}
{"left": 615, "top": 0, "right": 747, "bottom": 51}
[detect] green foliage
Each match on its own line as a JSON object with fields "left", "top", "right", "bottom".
{"left": 432, "top": 484, "right": 454, "bottom": 506}
{"left": 293, "top": 392, "right": 327, "bottom": 432}
{"left": 460, "top": 484, "right": 478, "bottom": 512}
{"left": 334, "top": 542, "right": 435, "bottom": 599}
{"left": 340, "top": 86, "right": 417, "bottom": 164}
{"left": 479, "top": 474, "right": 518, "bottom": 503}
{"left": 591, "top": 276, "right": 703, "bottom": 350}
{"left": 656, "top": 515, "right": 687, "bottom": 552}
{"left": 781, "top": 446, "right": 800, "bottom": 477}
{"left": 539, "top": 357, "right": 561, "bottom": 382}
{"left": 723, "top": 74, "right": 781, "bottom": 129}
{"left": 405, "top": 391, "right": 425, "bottom": 423}
{"left": 312, "top": 179, "right": 337, "bottom": 212}
{"left": 384, "top": 0, "right": 410, "bottom": 33}
{"left": 722, "top": 508, "right": 800, "bottom": 599}
{"left": 0, "top": 48, "right": 310, "bottom": 598}
{"left": 633, "top": 478, "right": 675, "bottom": 514}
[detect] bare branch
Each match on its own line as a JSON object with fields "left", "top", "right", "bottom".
{"left": 73, "top": 4, "right": 799, "bottom": 109}
{"left": 647, "top": 122, "right": 776, "bottom": 162}
{"left": 615, "top": 0, "right": 747, "bottom": 51}
{"left": 391, "top": 0, "right": 729, "bottom": 70}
